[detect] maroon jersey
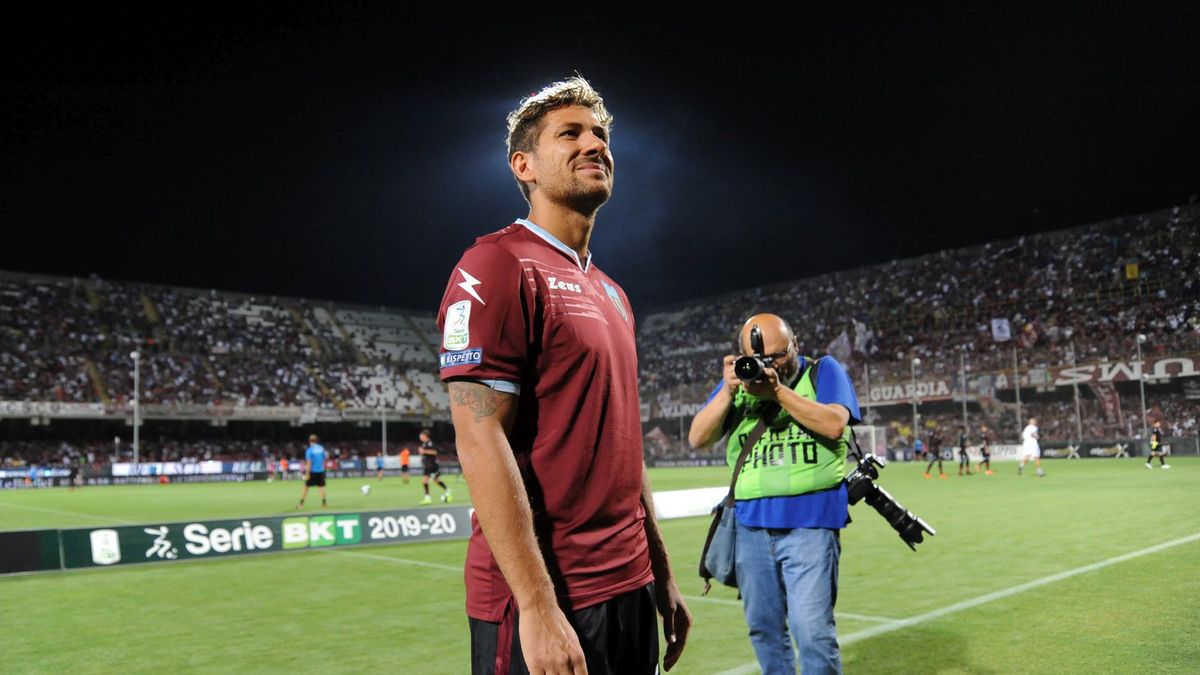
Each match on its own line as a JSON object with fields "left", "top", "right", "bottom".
{"left": 437, "top": 220, "right": 651, "bottom": 622}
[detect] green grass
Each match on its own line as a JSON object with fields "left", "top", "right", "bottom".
{"left": 1, "top": 460, "right": 1198, "bottom": 673}
{"left": 0, "top": 474, "right": 473, "bottom": 531}
{"left": 0, "top": 468, "right": 731, "bottom": 531}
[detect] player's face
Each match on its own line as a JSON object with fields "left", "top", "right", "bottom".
{"left": 528, "top": 105, "right": 614, "bottom": 211}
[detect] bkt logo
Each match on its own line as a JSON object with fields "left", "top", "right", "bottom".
{"left": 282, "top": 515, "right": 362, "bottom": 549}
{"left": 440, "top": 348, "right": 482, "bottom": 369}
{"left": 547, "top": 276, "right": 582, "bottom": 293}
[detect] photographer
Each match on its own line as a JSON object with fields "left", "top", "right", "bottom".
{"left": 689, "top": 313, "right": 860, "bottom": 675}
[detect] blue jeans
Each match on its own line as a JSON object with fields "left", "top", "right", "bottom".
{"left": 735, "top": 521, "right": 842, "bottom": 675}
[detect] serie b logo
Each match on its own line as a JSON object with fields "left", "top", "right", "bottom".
{"left": 443, "top": 301, "right": 471, "bottom": 350}
{"left": 90, "top": 529, "right": 122, "bottom": 565}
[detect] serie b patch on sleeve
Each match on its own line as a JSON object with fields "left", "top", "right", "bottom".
{"left": 443, "top": 300, "right": 471, "bottom": 350}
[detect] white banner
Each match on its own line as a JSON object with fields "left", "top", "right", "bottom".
{"left": 991, "top": 318, "right": 1012, "bottom": 342}
{"left": 826, "top": 330, "right": 852, "bottom": 363}
{"left": 111, "top": 461, "right": 226, "bottom": 477}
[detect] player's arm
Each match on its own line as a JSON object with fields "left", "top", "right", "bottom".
{"left": 688, "top": 356, "right": 741, "bottom": 449}
{"left": 447, "top": 380, "right": 587, "bottom": 674}
{"left": 640, "top": 468, "right": 692, "bottom": 671}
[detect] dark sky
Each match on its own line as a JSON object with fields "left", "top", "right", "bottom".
{"left": 3, "top": 4, "right": 1198, "bottom": 313}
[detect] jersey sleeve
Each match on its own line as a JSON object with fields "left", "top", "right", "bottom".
{"left": 814, "top": 357, "right": 862, "bottom": 425}
{"left": 436, "top": 242, "right": 532, "bottom": 390}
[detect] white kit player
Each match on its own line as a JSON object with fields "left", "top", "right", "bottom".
{"left": 1019, "top": 417, "right": 1045, "bottom": 477}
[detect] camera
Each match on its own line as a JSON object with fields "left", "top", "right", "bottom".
{"left": 845, "top": 454, "right": 935, "bottom": 550}
{"left": 734, "top": 324, "right": 772, "bottom": 381}
{"left": 734, "top": 354, "right": 773, "bottom": 382}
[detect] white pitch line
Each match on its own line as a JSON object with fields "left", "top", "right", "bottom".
{"left": 714, "top": 532, "right": 1200, "bottom": 675}
{"left": 684, "top": 594, "right": 895, "bottom": 623}
{"left": 837, "top": 612, "right": 897, "bottom": 623}
{"left": 318, "top": 547, "right": 462, "bottom": 572}
{"left": 0, "top": 501, "right": 135, "bottom": 525}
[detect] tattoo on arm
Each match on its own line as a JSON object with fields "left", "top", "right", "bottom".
{"left": 448, "top": 382, "right": 508, "bottom": 423}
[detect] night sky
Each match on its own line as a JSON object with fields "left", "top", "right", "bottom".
{"left": 3, "top": 4, "right": 1198, "bottom": 313}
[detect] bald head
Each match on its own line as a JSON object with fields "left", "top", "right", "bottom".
{"left": 739, "top": 313, "right": 795, "bottom": 356}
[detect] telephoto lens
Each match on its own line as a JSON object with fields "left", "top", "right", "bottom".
{"left": 862, "top": 484, "right": 936, "bottom": 550}
{"left": 846, "top": 454, "right": 936, "bottom": 550}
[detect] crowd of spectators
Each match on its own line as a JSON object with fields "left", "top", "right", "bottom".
{"left": 0, "top": 274, "right": 442, "bottom": 412}
{"left": 638, "top": 205, "right": 1200, "bottom": 441}
{"left": 2, "top": 205, "right": 1198, "bottom": 451}
{"left": 0, "top": 277, "right": 99, "bottom": 401}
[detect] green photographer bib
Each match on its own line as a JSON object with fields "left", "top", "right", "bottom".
{"left": 725, "top": 360, "right": 849, "bottom": 500}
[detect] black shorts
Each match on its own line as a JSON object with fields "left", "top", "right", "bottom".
{"left": 401, "top": 465, "right": 409, "bottom": 473}
{"left": 469, "top": 583, "right": 658, "bottom": 675}
{"left": 306, "top": 472, "right": 326, "bottom": 487}
{"left": 423, "top": 464, "right": 440, "bottom": 477}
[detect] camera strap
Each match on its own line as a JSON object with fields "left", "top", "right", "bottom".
{"left": 848, "top": 428, "right": 865, "bottom": 463}
{"left": 720, "top": 418, "right": 770, "bottom": 508}
{"left": 699, "top": 417, "right": 769, "bottom": 595}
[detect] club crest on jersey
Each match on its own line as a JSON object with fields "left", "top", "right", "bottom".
{"left": 443, "top": 300, "right": 471, "bottom": 350}
{"left": 602, "top": 281, "right": 629, "bottom": 323}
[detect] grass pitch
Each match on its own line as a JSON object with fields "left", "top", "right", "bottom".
{"left": 2, "top": 459, "right": 1198, "bottom": 674}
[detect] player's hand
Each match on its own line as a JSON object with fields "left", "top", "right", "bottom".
{"left": 654, "top": 578, "right": 692, "bottom": 671}
{"left": 743, "top": 365, "right": 780, "bottom": 400}
{"left": 519, "top": 600, "right": 588, "bottom": 675}
{"left": 722, "top": 355, "right": 741, "bottom": 395}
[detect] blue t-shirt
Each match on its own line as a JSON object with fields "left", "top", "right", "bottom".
{"left": 722, "top": 356, "right": 861, "bottom": 530}
{"left": 305, "top": 444, "right": 327, "bottom": 473}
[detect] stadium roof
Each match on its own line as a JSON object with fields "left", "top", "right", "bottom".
{"left": 3, "top": 5, "right": 1198, "bottom": 311}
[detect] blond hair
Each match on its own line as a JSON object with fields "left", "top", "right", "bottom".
{"left": 505, "top": 76, "right": 613, "bottom": 202}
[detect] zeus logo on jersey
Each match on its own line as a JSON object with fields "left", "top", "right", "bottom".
{"left": 547, "top": 276, "right": 582, "bottom": 293}
{"left": 440, "top": 348, "right": 482, "bottom": 369}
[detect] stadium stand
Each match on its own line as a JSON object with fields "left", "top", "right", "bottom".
{"left": 2, "top": 204, "right": 1198, "bottom": 459}
{"left": 638, "top": 204, "right": 1200, "bottom": 445}
{"left": 0, "top": 272, "right": 443, "bottom": 417}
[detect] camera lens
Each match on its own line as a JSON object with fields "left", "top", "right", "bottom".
{"left": 734, "top": 355, "right": 764, "bottom": 381}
